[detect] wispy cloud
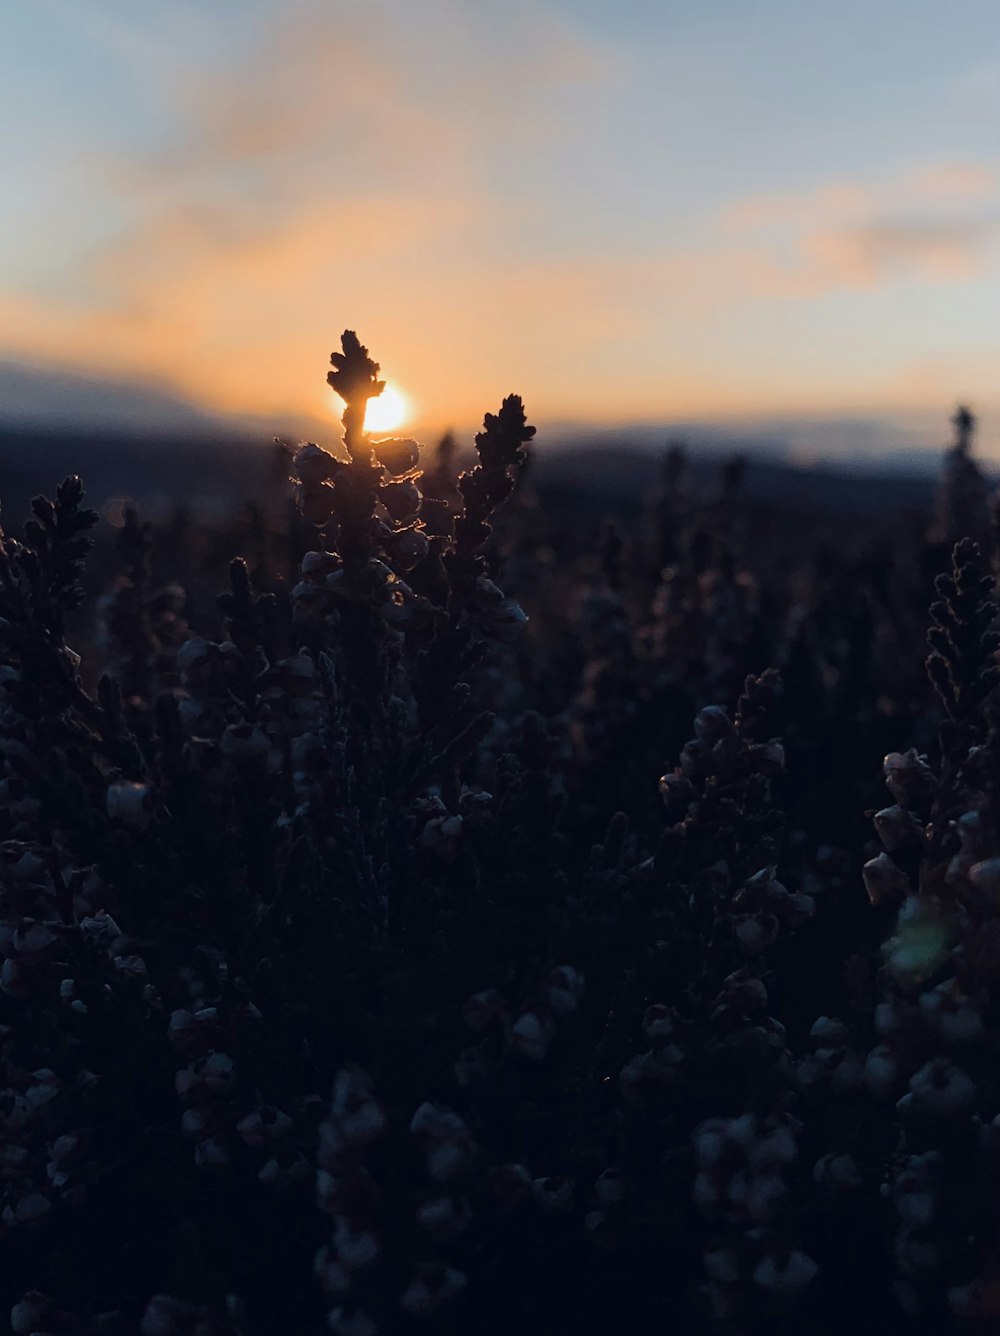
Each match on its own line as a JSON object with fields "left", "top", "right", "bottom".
{"left": 724, "top": 161, "right": 999, "bottom": 231}
{"left": 720, "top": 162, "right": 1000, "bottom": 296}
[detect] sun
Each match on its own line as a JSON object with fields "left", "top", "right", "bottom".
{"left": 364, "top": 382, "right": 411, "bottom": 433}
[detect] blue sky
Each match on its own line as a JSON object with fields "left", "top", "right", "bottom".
{"left": 0, "top": 0, "right": 997, "bottom": 447}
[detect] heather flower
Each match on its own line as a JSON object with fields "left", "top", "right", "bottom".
{"left": 862, "top": 852, "right": 910, "bottom": 908}
{"left": 410, "top": 1102, "right": 467, "bottom": 1140}
{"left": 752, "top": 1249, "right": 818, "bottom": 1297}
{"left": 746, "top": 1124, "right": 797, "bottom": 1173}
{"left": 322, "top": 1070, "right": 386, "bottom": 1154}
{"left": 703, "top": 1247, "right": 741, "bottom": 1284}
{"left": 509, "top": 1009, "right": 553, "bottom": 1060}
{"left": 864, "top": 1044, "right": 900, "bottom": 1098}
{"left": 236, "top": 1105, "right": 293, "bottom": 1146}
{"left": 809, "top": 1016, "right": 847, "bottom": 1045}
{"left": 642, "top": 1002, "right": 678, "bottom": 1038}
{"left": 333, "top": 1217, "right": 379, "bottom": 1270}
{"left": 874, "top": 804, "right": 923, "bottom": 853}
{"left": 416, "top": 1193, "right": 471, "bottom": 1234}
{"left": 812, "top": 1152, "right": 862, "bottom": 1190}
{"left": 13, "top": 1191, "right": 50, "bottom": 1222}
{"left": 384, "top": 526, "right": 429, "bottom": 571}
{"left": 140, "top": 1295, "right": 215, "bottom": 1336}
{"left": 905, "top": 1056, "right": 976, "bottom": 1116}
{"left": 883, "top": 749, "right": 937, "bottom": 808}
{"left": 327, "top": 1309, "right": 379, "bottom": 1336}
{"left": 532, "top": 1175, "right": 573, "bottom": 1212}
{"left": 593, "top": 1168, "right": 627, "bottom": 1204}
{"left": 314, "top": 1245, "right": 350, "bottom": 1294}
{"left": 463, "top": 988, "right": 507, "bottom": 1032}
{"left": 106, "top": 780, "right": 154, "bottom": 829}
{"left": 488, "top": 597, "right": 530, "bottom": 642}
{"left": 427, "top": 1141, "right": 472, "bottom": 1183}
{"left": 544, "top": 964, "right": 584, "bottom": 1016}
{"left": 918, "top": 979, "right": 983, "bottom": 1043}
{"left": 417, "top": 813, "right": 463, "bottom": 860}
{"left": 967, "top": 856, "right": 1000, "bottom": 893}
{"left": 257, "top": 1150, "right": 310, "bottom": 1189}
{"left": 372, "top": 437, "right": 421, "bottom": 476}
{"left": 11, "top": 1293, "right": 70, "bottom": 1335}
{"left": 399, "top": 1265, "right": 467, "bottom": 1316}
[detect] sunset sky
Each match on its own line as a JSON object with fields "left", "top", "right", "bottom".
{"left": 1, "top": 0, "right": 998, "bottom": 448}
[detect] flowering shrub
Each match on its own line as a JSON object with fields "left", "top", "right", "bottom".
{"left": 0, "top": 341, "right": 998, "bottom": 1335}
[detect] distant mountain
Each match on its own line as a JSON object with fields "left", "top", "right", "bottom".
{"left": 541, "top": 413, "right": 965, "bottom": 478}
{"left": 0, "top": 359, "right": 298, "bottom": 519}
{"left": 529, "top": 442, "right": 950, "bottom": 519}
{"left": 0, "top": 427, "right": 277, "bottom": 523}
{"left": 0, "top": 359, "right": 240, "bottom": 437}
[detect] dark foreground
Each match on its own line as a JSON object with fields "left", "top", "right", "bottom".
{"left": 2, "top": 341, "right": 1000, "bottom": 1335}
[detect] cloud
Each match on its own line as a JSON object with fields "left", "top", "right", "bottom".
{"left": 720, "top": 161, "right": 1000, "bottom": 297}
{"left": 723, "top": 161, "right": 999, "bottom": 232}
{"left": 105, "top": 0, "right": 610, "bottom": 202}
{"left": 0, "top": 0, "right": 616, "bottom": 427}
{"left": 801, "top": 217, "right": 999, "bottom": 286}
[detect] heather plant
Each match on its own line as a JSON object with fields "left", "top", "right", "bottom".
{"left": 857, "top": 538, "right": 1000, "bottom": 1322}
{"left": 0, "top": 333, "right": 548, "bottom": 1335}
{"left": 1, "top": 338, "right": 999, "bottom": 1336}
{"left": 930, "top": 406, "right": 991, "bottom": 553}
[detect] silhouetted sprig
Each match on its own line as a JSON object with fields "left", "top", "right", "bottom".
{"left": 925, "top": 537, "right": 999, "bottom": 729}
{"left": 449, "top": 394, "right": 536, "bottom": 601}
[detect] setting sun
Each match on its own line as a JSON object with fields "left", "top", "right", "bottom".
{"left": 363, "top": 382, "right": 411, "bottom": 433}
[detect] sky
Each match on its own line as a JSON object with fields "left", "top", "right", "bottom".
{"left": 0, "top": 0, "right": 998, "bottom": 450}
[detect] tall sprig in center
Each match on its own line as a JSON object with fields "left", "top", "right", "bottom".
{"left": 328, "top": 329, "right": 385, "bottom": 462}
{"left": 327, "top": 330, "right": 387, "bottom": 568}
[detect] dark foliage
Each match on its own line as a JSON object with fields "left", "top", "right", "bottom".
{"left": 2, "top": 335, "right": 1000, "bottom": 1336}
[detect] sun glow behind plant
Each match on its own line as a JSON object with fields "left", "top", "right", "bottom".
{"left": 363, "top": 382, "right": 411, "bottom": 433}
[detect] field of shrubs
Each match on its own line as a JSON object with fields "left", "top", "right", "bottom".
{"left": 3, "top": 331, "right": 1000, "bottom": 1335}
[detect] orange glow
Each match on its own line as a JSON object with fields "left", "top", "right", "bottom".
{"left": 363, "top": 382, "right": 410, "bottom": 433}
